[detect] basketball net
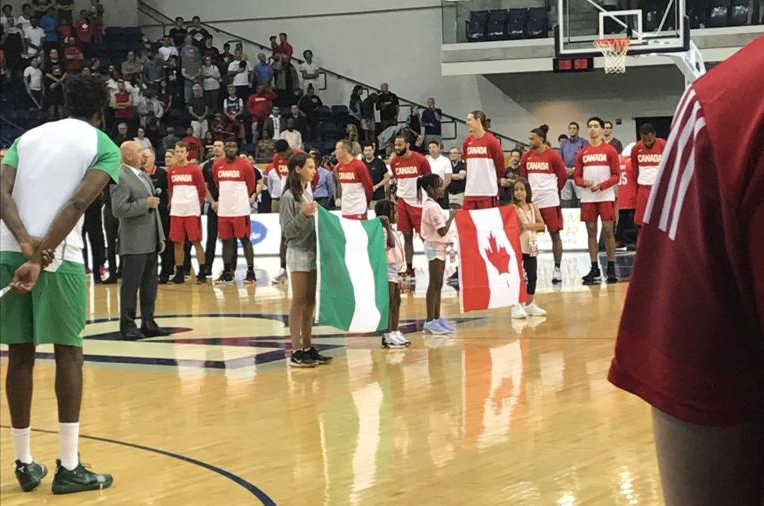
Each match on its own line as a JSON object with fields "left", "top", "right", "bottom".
{"left": 594, "top": 38, "right": 630, "bottom": 74}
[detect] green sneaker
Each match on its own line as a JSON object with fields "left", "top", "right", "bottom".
{"left": 14, "top": 460, "right": 48, "bottom": 492}
{"left": 51, "top": 459, "right": 113, "bottom": 494}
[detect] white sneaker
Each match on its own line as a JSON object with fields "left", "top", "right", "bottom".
{"left": 511, "top": 304, "right": 528, "bottom": 319}
{"left": 392, "top": 331, "right": 411, "bottom": 346}
{"left": 382, "top": 333, "right": 406, "bottom": 349}
{"left": 271, "top": 269, "right": 288, "bottom": 285}
{"left": 524, "top": 302, "right": 547, "bottom": 317}
{"left": 552, "top": 267, "right": 562, "bottom": 284}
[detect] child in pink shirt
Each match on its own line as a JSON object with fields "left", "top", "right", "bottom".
{"left": 375, "top": 200, "right": 410, "bottom": 349}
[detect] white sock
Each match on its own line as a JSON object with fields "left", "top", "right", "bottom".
{"left": 11, "top": 427, "right": 32, "bottom": 464}
{"left": 59, "top": 422, "right": 80, "bottom": 471}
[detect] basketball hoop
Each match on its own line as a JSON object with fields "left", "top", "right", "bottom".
{"left": 594, "top": 38, "right": 630, "bottom": 74}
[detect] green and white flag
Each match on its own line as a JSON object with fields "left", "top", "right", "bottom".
{"left": 315, "top": 207, "right": 389, "bottom": 332}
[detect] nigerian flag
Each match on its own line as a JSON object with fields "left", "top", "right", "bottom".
{"left": 315, "top": 207, "right": 389, "bottom": 332}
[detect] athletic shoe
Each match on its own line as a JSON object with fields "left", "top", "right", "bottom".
{"left": 196, "top": 272, "right": 207, "bottom": 284}
{"left": 272, "top": 269, "right": 288, "bottom": 285}
{"left": 102, "top": 275, "right": 118, "bottom": 285}
{"left": 423, "top": 320, "right": 450, "bottom": 335}
{"left": 382, "top": 334, "right": 407, "bottom": 349}
{"left": 245, "top": 268, "right": 256, "bottom": 283}
{"left": 392, "top": 331, "right": 411, "bottom": 346}
{"left": 289, "top": 349, "right": 316, "bottom": 368}
{"left": 582, "top": 268, "right": 602, "bottom": 285}
{"left": 307, "top": 346, "right": 333, "bottom": 365}
{"left": 215, "top": 271, "right": 234, "bottom": 284}
{"left": 171, "top": 272, "right": 185, "bottom": 284}
{"left": 158, "top": 275, "right": 169, "bottom": 285}
{"left": 436, "top": 318, "right": 456, "bottom": 332}
{"left": 552, "top": 267, "right": 563, "bottom": 284}
{"left": 524, "top": 302, "right": 547, "bottom": 317}
{"left": 606, "top": 267, "right": 619, "bottom": 284}
{"left": 51, "top": 460, "right": 112, "bottom": 495}
{"left": 511, "top": 304, "right": 528, "bottom": 319}
{"left": 15, "top": 460, "right": 47, "bottom": 492}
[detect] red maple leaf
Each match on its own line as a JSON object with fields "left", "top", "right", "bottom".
{"left": 484, "top": 233, "right": 510, "bottom": 275}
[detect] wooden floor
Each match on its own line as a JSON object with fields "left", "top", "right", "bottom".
{"left": 0, "top": 254, "right": 663, "bottom": 505}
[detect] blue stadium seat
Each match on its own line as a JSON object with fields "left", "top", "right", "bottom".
{"left": 525, "top": 8, "right": 548, "bottom": 39}
{"left": 467, "top": 10, "right": 490, "bottom": 42}
{"left": 507, "top": 9, "right": 529, "bottom": 40}
{"left": 330, "top": 105, "right": 349, "bottom": 116}
{"left": 486, "top": 10, "right": 509, "bottom": 41}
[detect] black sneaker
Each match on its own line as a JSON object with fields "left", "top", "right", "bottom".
{"left": 606, "top": 267, "right": 619, "bottom": 284}
{"left": 51, "top": 459, "right": 113, "bottom": 495}
{"left": 196, "top": 272, "right": 207, "bottom": 284}
{"left": 14, "top": 460, "right": 47, "bottom": 492}
{"left": 215, "top": 271, "right": 234, "bottom": 284}
{"left": 171, "top": 271, "right": 185, "bottom": 284}
{"left": 289, "top": 349, "right": 316, "bottom": 368}
{"left": 307, "top": 346, "right": 333, "bottom": 365}
{"left": 582, "top": 268, "right": 602, "bottom": 285}
{"left": 245, "top": 268, "right": 256, "bottom": 283}
{"left": 158, "top": 275, "right": 169, "bottom": 285}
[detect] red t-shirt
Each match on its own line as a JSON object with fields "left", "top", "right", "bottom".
{"left": 75, "top": 19, "right": 92, "bottom": 43}
{"left": 58, "top": 24, "right": 73, "bottom": 40}
{"left": 64, "top": 46, "right": 83, "bottom": 72}
{"left": 631, "top": 138, "right": 667, "bottom": 186}
{"left": 608, "top": 35, "right": 764, "bottom": 426}
{"left": 617, "top": 156, "right": 637, "bottom": 210}
{"left": 390, "top": 151, "right": 430, "bottom": 207}
{"left": 113, "top": 91, "right": 132, "bottom": 119}
{"left": 213, "top": 157, "right": 257, "bottom": 217}
{"left": 573, "top": 142, "right": 620, "bottom": 203}
{"left": 337, "top": 158, "right": 373, "bottom": 216}
{"left": 462, "top": 132, "right": 504, "bottom": 197}
{"left": 181, "top": 135, "right": 203, "bottom": 162}
{"left": 246, "top": 91, "right": 277, "bottom": 121}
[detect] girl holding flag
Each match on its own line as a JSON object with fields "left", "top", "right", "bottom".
{"left": 512, "top": 178, "right": 547, "bottom": 318}
{"left": 375, "top": 200, "right": 410, "bottom": 349}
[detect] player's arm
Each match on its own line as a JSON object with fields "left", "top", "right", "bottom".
{"left": 0, "top": 163, "right": 38, "bottom": 257}
{"left": 492, "top": 139, "right": 505, "bottom": 180}
{"left": 552, "top": 151, "right": 568, "bottom": 192}
{"left": 357, "top": 162, "right": 374, "bottom": 203}
{"left": 245, "top": 164, "right": 257, "bottom": 196}
{"left": 574, "top": 151, "right": 587, "bottom": 187}
{"left": 419, "top": 156, "right": 431, "bottom": 176}
{"left": 597, "top": 150, "right": 621, "bottom": 191}
{"left": 631, "top": 144, "right": 640, "bottom": 183}
{"left": 519, "top": 153, "right": 528, "bottom": 179}
{"left": 194, "top": 167, "right": 206, "bottom": 205}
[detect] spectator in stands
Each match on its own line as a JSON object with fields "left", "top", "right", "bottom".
{"left": 254, "top": 52, "right": 273, "bottom": 85}
{"left": 63, "top": 36, "right": 83, "bottom": 73}
{"left": 2, "top": 7, "right": 25, "bottom": 77}
{"left": 298, "top": 84, "right": 322, "bottom": 141}
{"left": 280, "top": 118, "right": 303, "bottom": 149}
{"left": 23, "top": 15, "right": 45, "bottom": 62}
{"left": 265, "top": 105, "right": 283, "bottom": 140}
{"left": 180, "top": 34, "right": 202, "bottom": 103}
{"left": 556, "top": 133, "right": 568, "bottom": 153}
{"left": 188, "top": 83, "right": 209, "bottom": 139}
{"left": 74, "top": 9, "right": 91, "bottom": 57}
{"left": 113, "top": 79, "right": 134, "bottom": 131}
{"left": 23, "top": 57, "right": 43, "bottom": 109}
{"left": 559, "top": 121, "right": 588, "bottom": 207}
{"left": 421, "top": 97, "right": 443, "bottom": 148}
{"left": 426, "top": 141, "right": 452, "bottom": 209}
{"left": 164, "top": 55, "right": 183, "bottom": 107}
{"left": 299, "top": 49, "right": 320, "bottom": 92}
{"left": 234, "top": 42, "right": 249, "bottom": 61}
{"left": 287, "top": 104, "right": 308, "bottom": 137}
{"left": 57, "top": 14, "right": 72, "bottom": 41}
{"left": 222, "top": 84, "right": 245, "bottom": 141}
{"left": 33, "top": 0, "right": 50, "bottom": 19}
{"left": 256, "top": 130, "right": 275, "bottom": 162}
{"left": 499, "top": 148, "right": 522, "bottom": 205}
{"left": 121, "top": 50, "right": 142, "bottom": 80}
{"left": 278, "top": 32, "right": 293, "bottom": 61}
{"left": 56, "top": 0, "right": 73, "bottom": 23}
{"left": 158, "top": 36, "right": 178, "bottom": 63}
{"left": 40, "top": 5, "right": 58, "bottom": 53}
{"left": 162, "top": 126, "right": 179, "bottom": 153}
{"left": 604, "top": 120, "right": 623, "bottom": 154}
{"left": 169, "top": 16, "right": 186, "bottom": 47}
{"left": 188, "top": 16, "right": 209, "bottom": 49}
{"left": 272, "top": 53, "right": 299, "bottom": 108}
{"left": 200, "top": 55, "right": 221, "bottom": 112}
{"left": 377, "top": 83, "right": 399, "bottom": 132}
{"left": 202, "top": 35, "right": 219, "bottom": 61}
{"left": 1, "top": 3, "right": 15, "bottom": 26}
{"left": 209, "top": 112, "right": 235, "bottom": 142}
{"left": 88, "top": 0, "right": 103, "bottom": 44}
{"left": 448, "top": 146, "right": 465, "bottom": 208}
{"left": 407, "top": 108, "right": 422, "bottom": 145}
{"left": 312, "top": 151, "right": 335, "bottom": 209}
{"left": 227, "top": 50, "right": 251, "bottom": 101}
{"left": 16, "top": 3, "right": 32, "bottom": 32}
{"left": 143, "top": 52, "right": 164, "bottom": 85}
{"left": 361, "top": 92, "right": 378, "bottom": 143}
{"left": 134, "top": 127, "right": 152, "bottom": 150}
{"left": 44, "top": 47, "right": 62, "bottom": 73}
{"left": 87, "top": 57, "right": 101, "bottom": 75}
{"left": 113, "top": 122, "right": 130, "bottom": 145}
{"left": 349, "top": 85, "right": 363, "bottom": 121}
{"left": 44, "top": 63, "right": 65, "bottom": 118}
{"left": 363, "top": 142, "right": 389, "bottom": 206}
{"left": 246, "top": 84, "right": 277, "bottom": 144}
{"left": 181, "top": 125, "right": 203, "bottom": 162}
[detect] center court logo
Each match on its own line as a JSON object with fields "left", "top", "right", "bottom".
{"left": 249, "top": 220, "right": 267, "bottom": 245}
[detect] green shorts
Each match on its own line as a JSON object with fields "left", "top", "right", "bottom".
{"left": 0, "top": 252, "right": 87, "bottom": 347}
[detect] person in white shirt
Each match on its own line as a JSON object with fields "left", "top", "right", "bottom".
{"left": 299, "top": 49, "right": 320, "bottom": 92}
{"left": 426, "top": 141, "right": 452, "bottom": 209}
{"left": 227, "top": 51, "right": 252, "bottom": 100}
{"left": 200, "top": 55, "right": 221, "bottom": 112}
{"left": 133, "top": 128, "right": 152, "bottom": 150}
{"left": 16, "top": 3, "right": 32, "bottom": 33}
{"left": 266, "top": 105, "right": 282, "bottom": 139}
{"left": 280, "top": 119, "right": 302, "bottom": 149}
{"left": 23, "top": 17, "right": 45, "bottom": 60}
{"left": 157, "top": 36, "right": 178, "bottom": 63}
{"left": 23, "top": 58, "right": 44, "bottom": 109}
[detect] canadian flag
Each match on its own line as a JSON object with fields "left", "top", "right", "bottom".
{"left": 455, "top": 205, "right": 527, "bottom": 312}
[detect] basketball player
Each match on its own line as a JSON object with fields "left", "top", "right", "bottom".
{"left": 520, "top": 127, "right": 568, "bottom": 283}
{"left": 214, "top": 141, "right": 257, "bottom": 283}
{"left": 335, "top": 139, "right": 373, "bottom": 220}
{"left": 631, "top": 123, "right": 666, "bottom": 226}
{"left": 271, "top": 139, "right": 294, "bottom": 285}
{"left": 202, "top": 140, "right": 225, "bottom": 279}
{"left": 0, "top": 74, "right": 114, "bottom": 493}
{"left": 615, "top": 143, "right": 638, "bottom": 249}
{"left": 460, "top": 110, "right": 504, "bottom": 210}
{"left": 389, "top": 133, "right": 431, "bottom": 283}
{"left": 575, "top": 117, "right": 620, "bottom": 284}
{"left": 609, "top": 35, "right": 764, "bottom": 506}
{"left": 168, "top": 142, "right": 207, "bottom": 284}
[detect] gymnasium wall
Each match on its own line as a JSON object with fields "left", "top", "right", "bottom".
{"left": 2, "top": 0, "right": 138, "bottom": 28}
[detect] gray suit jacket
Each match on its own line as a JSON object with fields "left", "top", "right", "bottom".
{"left": 111, "top": 165, "right": 165, "bottom": 255}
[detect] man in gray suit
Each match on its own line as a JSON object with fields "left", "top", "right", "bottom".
{"left": 111, "top": 141, "right": 170, "bottom": 339}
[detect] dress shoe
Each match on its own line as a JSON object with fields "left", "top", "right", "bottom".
{"left": 120, "top": 329, "right": 146, "bottom": 340}
{"left": 141, "top": 327, "right": 171, "bottom": 337}
{"left": 102, "top": 276, "right": 118, "bottom": 285}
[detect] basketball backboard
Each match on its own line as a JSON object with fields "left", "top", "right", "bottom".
{"left": 554, "top": 0, "right": 690, "bottom": 57}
